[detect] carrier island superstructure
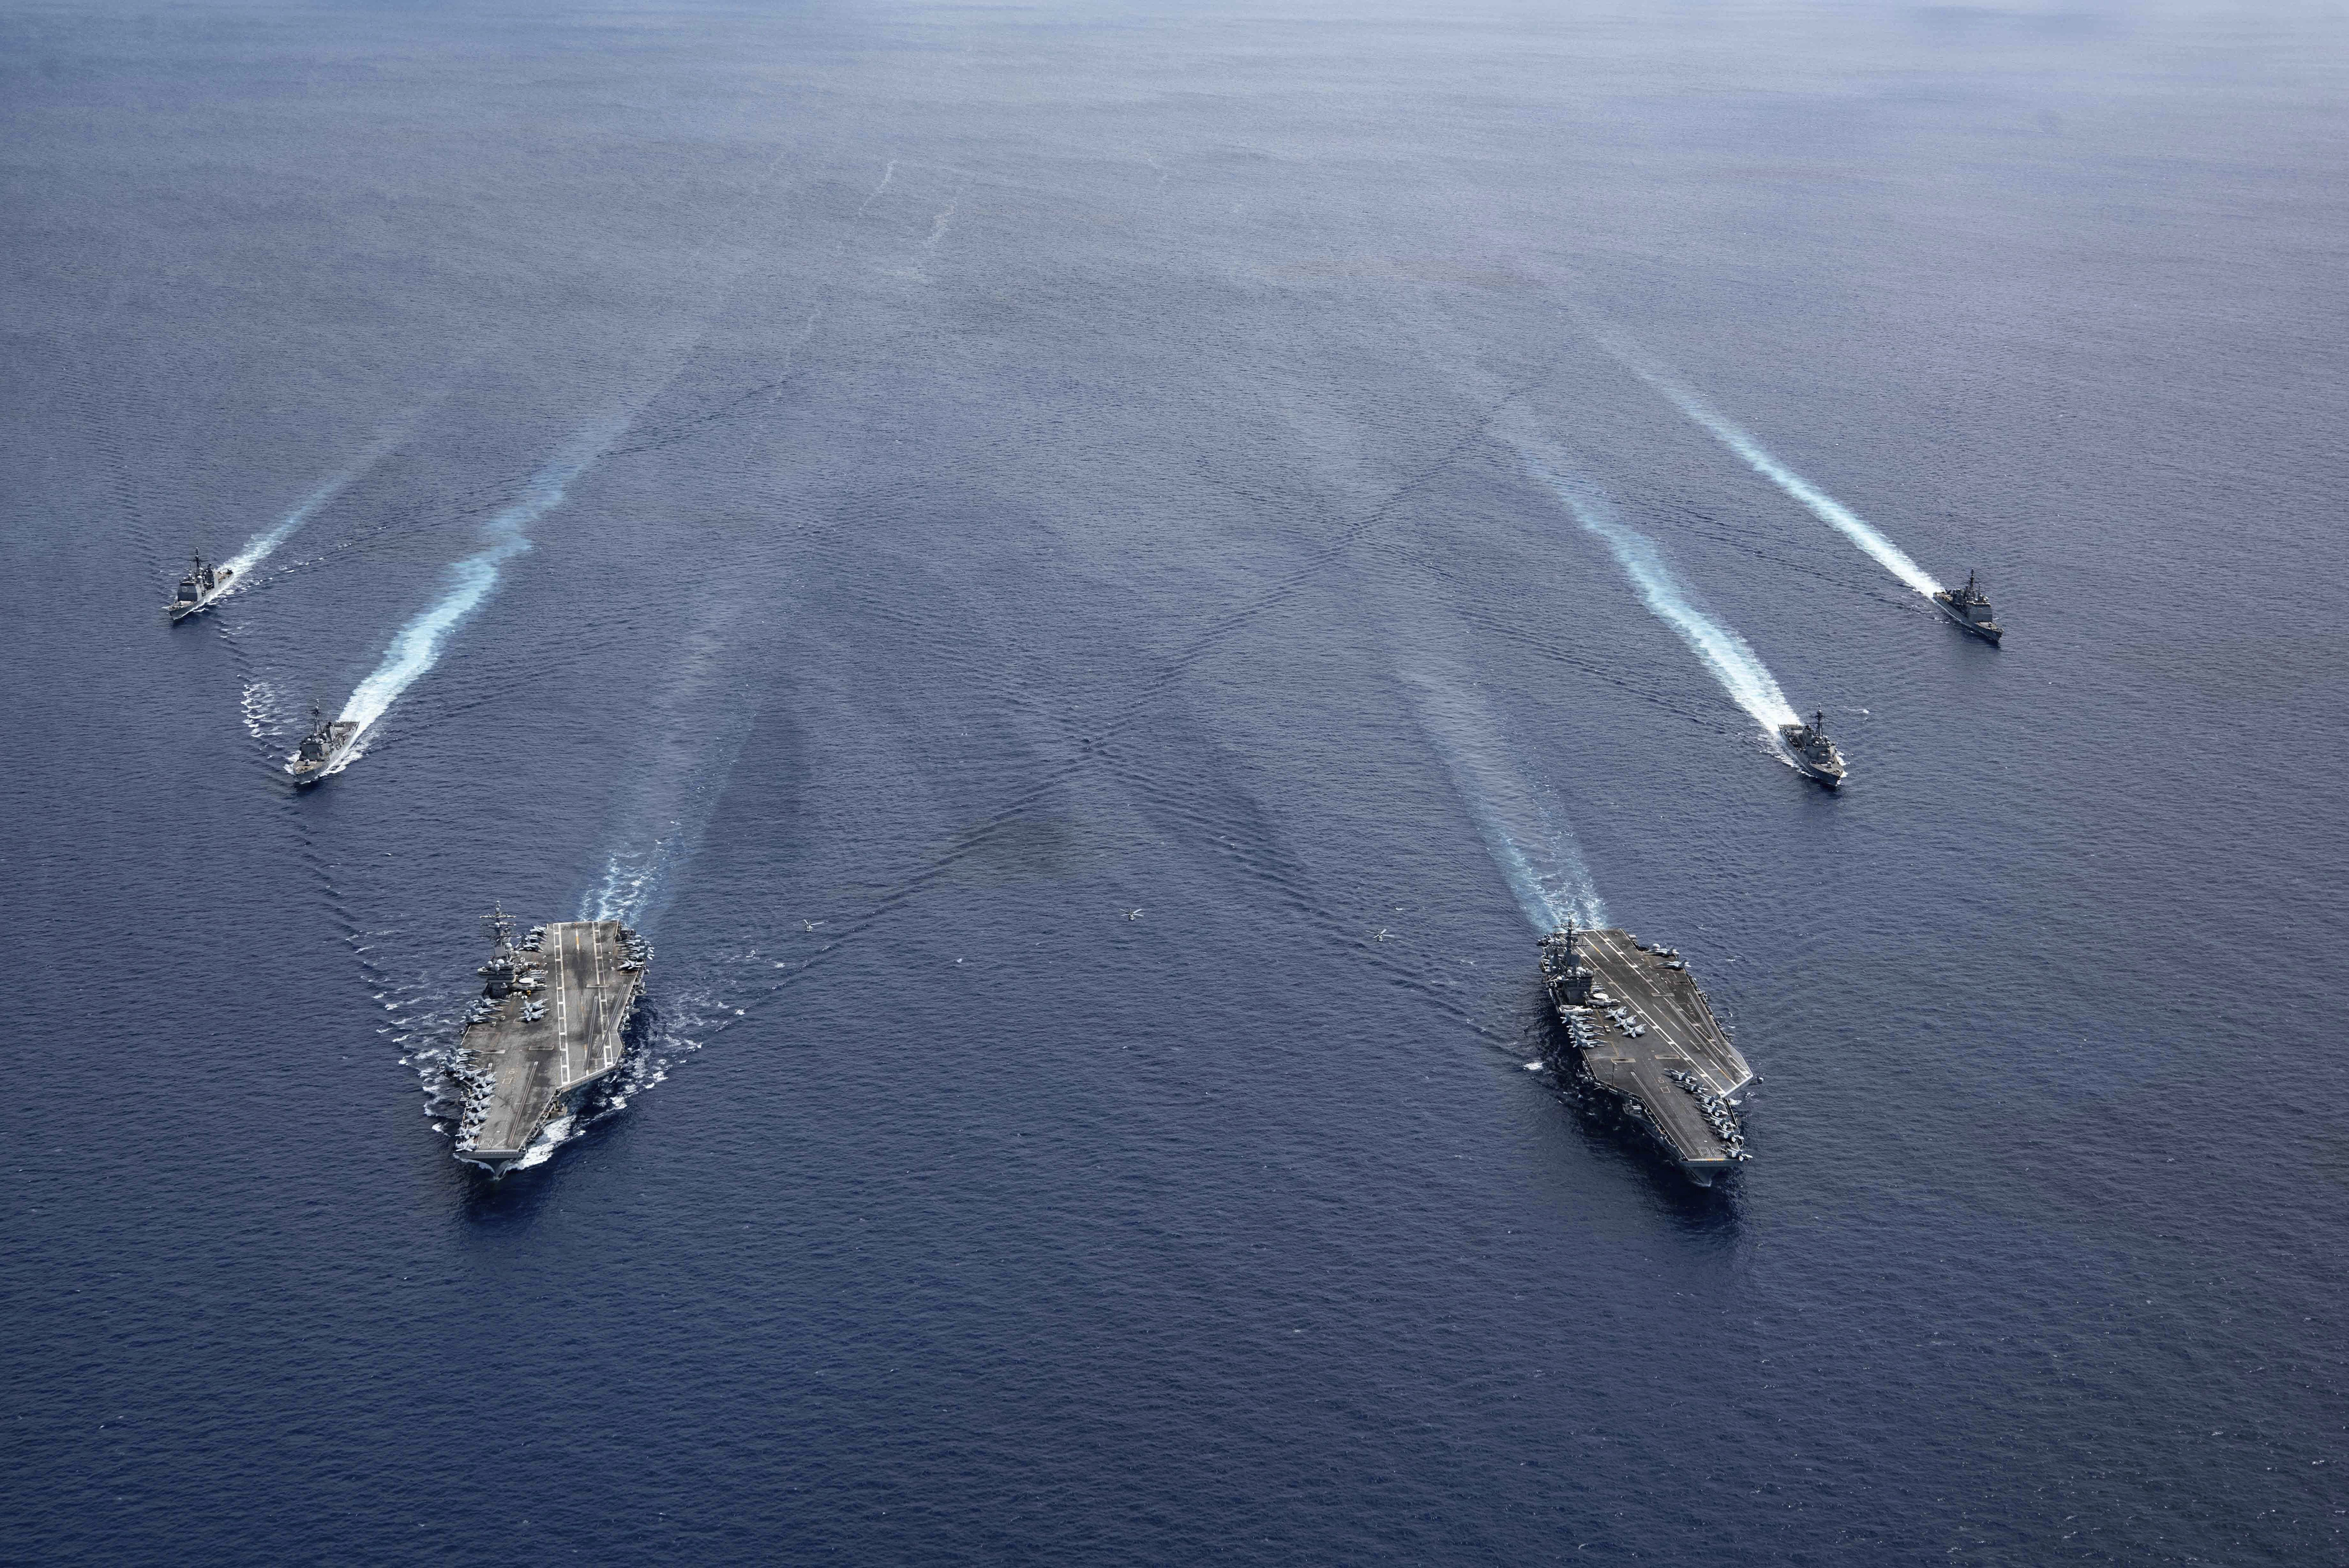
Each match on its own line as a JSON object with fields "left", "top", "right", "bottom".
{"left": 1538, "top": 921, "right": 1754, "bottom": 1184}
{"left": 447, "top": 910, "right": 649, "bottom": 1172}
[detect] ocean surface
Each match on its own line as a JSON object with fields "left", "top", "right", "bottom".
{"left": 6, "top": 2, "right": 2346, "bottom": 1561}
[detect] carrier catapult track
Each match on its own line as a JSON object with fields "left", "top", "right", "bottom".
{"left": 1538, "top": 921, "right": 1755, "bottom": 1184}
{"left": 447, "top": 909, "right": 649, "bottom": 1172}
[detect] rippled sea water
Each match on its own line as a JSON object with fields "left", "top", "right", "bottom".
{"left": 6, "top": 2, "right": 2346, "bottom": 1561}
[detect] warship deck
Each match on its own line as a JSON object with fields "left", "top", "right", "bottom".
{"left": 1543, "top": 926, "right": 1754, "bottom": 1180}
{"left": 456, "top": 920, "right": 643, "bottom": 1167}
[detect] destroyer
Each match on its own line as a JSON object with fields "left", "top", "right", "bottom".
{"left": 165, "top": 552, "right": 234, "bottom": 622}
{"left": 448, "top": 909, "right": 649, "bottom": 1172}
{"left": 1538, "top": 921, "right": 1754, "bottom": 1184}
{"left": 1933, "top": 570, "right": 2002, "bottom": 644}
{"left": 1777, "top": 709, "right": 1846, "bottom": 787}
{"left": 287, "top": 705, "right": 360, "bottom": 786}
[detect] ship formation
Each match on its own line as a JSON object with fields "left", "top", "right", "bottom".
{"left": 155, "top": 457, "right": 2005, "bottom": 1185}
{"left": 445, "top": 909, "right": 650, "bottom": 1172}
{"left": 1538, "top": 921, "right": 1754, "bottom": 1184}
{"left": 165, "top": 552, "right": 234, "bottom": 622}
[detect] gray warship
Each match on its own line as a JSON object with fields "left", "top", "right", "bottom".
{"left": 1777, "top": 709, "right": 1847, "bottom": 787}
{"left": 165, "top": 552, "right": 234, "bottom": 622}
{"left": 1933, "top": 571, "right": 2002, "bottom": 644}
{"left": 447, "top": 909, "right": 649, "bottom": 1173}
{"left": 1538, "top": 921, "right": 1754, "bottom": 1184}
{"left": 288, "top": 705, "right": 360, "bottom": 786}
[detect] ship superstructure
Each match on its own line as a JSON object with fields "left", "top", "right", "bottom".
{"left": 1538, "top": 921, "right": 1754, "bottom": 1184}
{"left": 288, "top": 705, "right": 360, "bottom": 786}
{"left": 449, "top": 909, "right": 650, "bottom": 1172}
{"left": 1933, "top": 571, "right": 2002, "bottom": 644}
{"left": 1777, "top": 709, "right": 1847, "bottom": 787}
{"left": 165, "top": 552, "right": 234, "bottom": 622}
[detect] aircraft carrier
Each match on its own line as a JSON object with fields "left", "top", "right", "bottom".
{"left": 447, "top": 911, "right": 649, "bottom": 1172}
{"left": 1538, "top": 921, "right": 1754, "bottom": 1184}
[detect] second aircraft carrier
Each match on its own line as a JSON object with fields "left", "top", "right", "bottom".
{"left": 1538, "top": 921, "right": 1755, "bottom": 1184}
{"left": 447, "top": 911, "right": 649, "bottom": 1172}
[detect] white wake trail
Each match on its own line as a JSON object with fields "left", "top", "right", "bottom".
{"left": 336, "top": 418, "right": 622, "bottom": 742}
{"left": 577, "top": 607, "right": 768, "bottom": 929}
{"left": 582, "top": 853, "right": 659, "bottom": 926}
{"left": 1403, "top": 668, "right": 1606, "bottom": 933}
{"left": 220, "top": 431, "right": 404, "bottom": 581}
{"left": 1522, "top": 454, "right": 1801, "bottom": 735}
{"left": 1604, "top": 343, "right": 1942, "bottom": 597}
{"left": 329, "top": 137, "right": 818, "bottom": 759}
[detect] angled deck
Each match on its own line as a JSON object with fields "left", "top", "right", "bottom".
{"left": 1542, "top": 926, "right": 1753, "bottom": 1178}
{"left": 1571, "top": 928, "right": 1751, "bottom": 1098}
{"left": 456, "top": 920, "right": 643, "bottom": 1166}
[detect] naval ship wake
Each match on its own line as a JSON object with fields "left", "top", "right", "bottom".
{"left": 1513, "top": 445, "right": 1807, "bottom": 744}
{"left": 281, "top": 137, "right": 817, "bottom": 787}
{"left": 1597, "top": 336, "right": 1945, "bottom": 598}
{"left": 1403, "top": 663, "right": 1757, "bottom": 1184}
{"left": 300, "top": 410, "right": 641, "bottom": 785}
{"left": 220, "top": 429, "right": 407, "bottom": 586}
{"left": 1401, "top": 666, "right": 1605, "bottom": 931}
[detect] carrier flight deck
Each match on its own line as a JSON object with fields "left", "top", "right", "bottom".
{"left": 448, "top": 913, "right": 648, "bottom": 1171}
{"left": 1539, "top": 921, "right": 1755, "bottom": 1183}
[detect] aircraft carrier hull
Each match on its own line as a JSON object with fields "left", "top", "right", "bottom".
{"left": 451, "top": 919, "right": 647, "bottom": 1172}
{"left": 1538, "top": 926, "right": 1754, "bottom": 1184}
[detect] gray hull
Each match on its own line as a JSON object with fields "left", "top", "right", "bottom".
{"left": 1935, "top": 596, "right": 2002, "bottom": 643}
{"left": 453, "top": 920, "right": 646, "bottom": 1171}
{"left": 165, "top": 567, "right": 235, "bottom": 622}
{"left": 289, "top": 720, "right": 360, "bottom": 786}
{"left": 1542, "top": 927, "right": 1753, "bottom": 1182}
{"left": 1777, "top": 726, "right": 1845, "bottom": 788}
{"left": 1786, "top": 754, "right": 1843, "bottom": 786}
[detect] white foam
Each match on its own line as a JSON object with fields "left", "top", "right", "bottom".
{"left": 582, "top": 849, "right": 662, "bottom": 926}
{"left": 1403, "top": 667, "right": 1607, "bottom": 933}
{"left": 322, "top": 138, "right": 819, "bottom": 766}
{"left": 335, "top": 416, "right": 627, "bottom": 745}
{"left": 574, "top": 608, "right": 768, "bottom": 930}
{"left": 510, "top": 1113, "right": 575, "bottom": 1170}
{"left": 220, "top": 431, "right": 404, "bottom": 581}
{"left": 1603, "top": 341, "right": 1942, "bottom": 598}
{"left": 923, "top": 191, "right": 962, "bottom": 256}
{"left": 240, "top": 680, "right": 289, "bottom": 741}
{"left": 1515, "top": 447, "right": 1801, "bottom": 736}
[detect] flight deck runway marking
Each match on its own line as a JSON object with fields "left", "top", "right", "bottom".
{"left": 461, "top": 921, "right": 646, "bottom": 1164}
{"left": 570, "top": 925, "right": 583, "bottom": 1079}
{"left": 589, "top": 925, "right": 607, "bottom": 1072}
{"left": 1580, "top": 930, "right": 1739, "bottom": 1094}
{"left": 557, "top": 926, "right": 574, "bottom": 1079}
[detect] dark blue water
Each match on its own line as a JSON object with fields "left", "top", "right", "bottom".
{"left": 7, "top": 2, "right": 2346, "bottom": 1561}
